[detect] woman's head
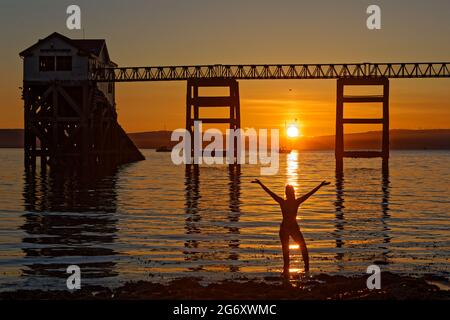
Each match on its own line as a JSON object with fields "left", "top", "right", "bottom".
{"left": 285, "top": 184, "right": 295, "bottom": 200}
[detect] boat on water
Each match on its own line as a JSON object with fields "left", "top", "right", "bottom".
{"left": 278, "top": 147, "right": 292, "bottom": 154}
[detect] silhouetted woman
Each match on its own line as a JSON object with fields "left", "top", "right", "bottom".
{"left": 252, "top": 179, "right": 330, "bottom": 275}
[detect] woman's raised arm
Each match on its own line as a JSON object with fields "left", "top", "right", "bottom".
{"left": 296, "top": 181, "right": 330, "bottom": 205}
{"left": 252, "top": 179, "right": 283, "bottom": 204}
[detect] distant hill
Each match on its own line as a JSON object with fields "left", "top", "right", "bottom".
{"left": 1, "top": 129, "right": 450, "bottom": 150}
{"left": 129, "top": 129, "right": 450, "bottom": 151}
{"left": 128, "top": 131, "right": 173, "bottom": 149}
{"left": 297, "top": 129, "right": 450, "bottom": 150}
{"left": 0, "top": 129, "right": 24, "bottom": 148}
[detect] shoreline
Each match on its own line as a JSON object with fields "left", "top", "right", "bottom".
{"left": 1, "top": 272, "right": 449, "bottom": 300}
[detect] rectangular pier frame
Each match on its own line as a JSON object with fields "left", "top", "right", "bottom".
{"left": 186, "top": 79, "right": 241, "bottom": 163}
{"left": 335, "top": 78, "right": 389, "bottom": 171}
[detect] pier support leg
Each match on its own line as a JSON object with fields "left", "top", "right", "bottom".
{"left": 23, "top": 82, "right": 143, "bottom": 175}
{"left": 335, "top": 78, "right": 390, "bottom": 171}
{"left": 23, "top": 85, "right": 36, "bottom": 172}
{"left": 335, "top": 80, "right": 344, "bottom": 172}
{"left": 186, "top": 79, "right": 241, "bottom": 164}
{"left": 382, "top": 80, "right": 390, "bottom": 172}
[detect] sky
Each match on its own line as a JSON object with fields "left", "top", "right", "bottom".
{"left": 1, "top": 0, "right": 450, "bottom": 136}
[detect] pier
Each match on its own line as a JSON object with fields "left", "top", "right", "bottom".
{"left": 21, "top": 33, "right": 450, "bottom": 172}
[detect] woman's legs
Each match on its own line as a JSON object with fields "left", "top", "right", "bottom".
{"left": 279, "top": 227, "right": 290, "bottom": 275}
{"left": 291, "top": 227, "right": 309, "bottom": 272}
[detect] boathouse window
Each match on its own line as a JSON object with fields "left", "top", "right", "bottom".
{"left": 39, "top": 56, "right": 55, "bottom": 71}
{"left": 56, "top": 56, "right": 72, "bottom": 71}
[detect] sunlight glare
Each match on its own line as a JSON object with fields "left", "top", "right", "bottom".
{"left": 287, "top": 125, "right": 299, "bottom": 138}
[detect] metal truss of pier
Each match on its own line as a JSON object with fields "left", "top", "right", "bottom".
{"left": 90, "top": 61, "right": 449, "bottom": 170}
{"left": 90, "top": 62, "right": 450, "bottom": 82}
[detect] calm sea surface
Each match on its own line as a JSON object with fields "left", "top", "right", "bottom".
{"left": 0, "top": 149, "right": 449, "bottom": 291}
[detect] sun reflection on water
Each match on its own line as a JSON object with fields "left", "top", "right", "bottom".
{"left": 286, "top": 151, "right": 299, "bottom": 189}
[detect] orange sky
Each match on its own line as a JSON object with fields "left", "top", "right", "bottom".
{"left": 1, "top": 0, "right": 450, "bottom": 137}
{"left": 115, "top": 79, "right": 450, "bottom": 137}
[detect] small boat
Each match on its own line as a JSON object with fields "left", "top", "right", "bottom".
{"left": 156, "top": 146, "right": 171, "bottom": 152}
{"left": 278, "top": 147, "right": 292, "bottom": 154}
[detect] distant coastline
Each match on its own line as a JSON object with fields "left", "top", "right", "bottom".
{"left": 1, "top": 128, "right": 450, "bottom": 150}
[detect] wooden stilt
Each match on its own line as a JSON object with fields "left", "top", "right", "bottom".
{"left": 22, "top": 81, "right": 144, "bottom": 176}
